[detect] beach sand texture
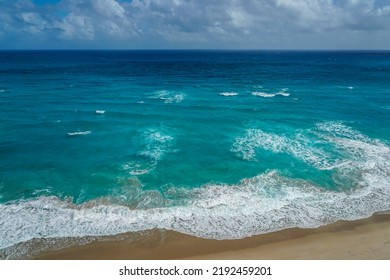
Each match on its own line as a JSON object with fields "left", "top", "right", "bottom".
{"left": 33, "top": 214, "right": 390, "bottom": 260}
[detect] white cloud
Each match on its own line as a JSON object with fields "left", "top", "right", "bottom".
{"left": 57, "top": 13, "right": 95, "bottom": 40}
{"left": 276, "top": 0, "right": 338, "bottom": 20}
{"left": 228, "top": 7, "right": 253, "bottom": 29}
{"left": 19, "top": 12, "right": 49, "bottom": 34}
{"left": 378, "top": 5, "right": 390, "bottom": 16}
{"left": 345, "top": 0, "right": 374, "bottom": 11}
{"left": 1, "top": 0, "right": 390, "bottom": 48}
{"left": 93, "top": 0, "right": 125, "bottom": 18}
{"left": 100, "top": 20, "right": 128, "bottom": 38}
{"left": 47, "top": 0, "right": 140, "bottom": 40}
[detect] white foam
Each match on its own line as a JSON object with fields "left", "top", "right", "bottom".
{"left": 338, "top": 86, "right": 354, "bottom": 90}
{"left": 149, "top": 90, "right": 184, "bottom": 104}
{"left": 1, "top": 159, "right": 390, "bottom": 256}
{"left": 314, "top": 122, "right": 390, "bottom": 166}
{"left": 122, "top": 161, "right": 155, "bottom": 176}
{"left": 219, "top": 92, "right": 239, "bottom": 97}
{"left": 276, "top": 91, "right": 290, "bottom": 97}
{"left": 121, "top": 127, "right": 176, "bottom": 175}
{"left": 1, "top": 122, "right": 390, "bottom": 258}
{"left": 276, "top": 88, "right": 290, "bottom": 96}
{"left": 382, "top": 105, "right": 390, "bottom": 110}
{"left": 252, "top": 92, "right": 276, "bottom": 98}
{"left": 231, "top": 128, "right": 339, "bottom": 170}
{"left": 139, "top": 128, "right": 175, "bottom": 161}
{"left": 67, "top": 131, "right": 92, "bottom": 136}
{"left": 95, "top": 110, "right": 105, "bottom": 114}
{"left": 252, "top": 87, "right": 290, "bottom": 98}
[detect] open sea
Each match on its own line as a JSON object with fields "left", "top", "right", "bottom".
{"left": 0, "top": 50, "right": 390, "bottom": 259}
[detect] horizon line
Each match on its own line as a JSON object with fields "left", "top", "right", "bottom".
{"left": 1, "top": 48, "right": 390, "bottom": 52}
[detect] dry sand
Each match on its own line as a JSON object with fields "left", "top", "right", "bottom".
{"left": 33, "top": 214, "right": 390, "bottom": 260}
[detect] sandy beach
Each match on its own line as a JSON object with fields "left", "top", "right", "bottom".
{"left": 32, "top": 214, "right": 390, "bottom": 260}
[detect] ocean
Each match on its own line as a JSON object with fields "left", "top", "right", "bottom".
{"left": 0, "top": 50, "right": 389, "bottom": 259}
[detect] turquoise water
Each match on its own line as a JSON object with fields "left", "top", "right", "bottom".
{"left": 1, "top": 50, "right": 390, "bottom": 257}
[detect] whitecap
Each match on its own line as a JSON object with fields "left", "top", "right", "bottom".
{"left": 67, "top": 131, "right": 92, "bottom": 136}
{"left": 231, "top": 121, "right": 386, "bottom": 172}
{"left": 231, "top": 128, "right": 337, "bottom": 169}
{"left": 219, "top": 92, "right": 239, "bottom": 97}
{"left": 276, "top": 91, "right": 290, "bottom": 97}
{"left": 122, "top": 161, "right": 155, "bottom": 176}
{"left": 338, "top": 86, "right": 354, "bottom": 90}
{"left": 252, "top": 92, "right": 276, "bottom": 98}
{"left": 139, "top": 128, "right": 175, "bottom": 161}
{"left": 276, "top": 88, "right": 290, "bottom": 96}
{"left": 381, "top": 105, "right": 390, "bottom": 110}
{"left": 148, "top": 90, "right": 184, "bottom": 104}
{"left": 122, "top": 127, "right": 176, "bottom": 176}
{"left": 95, "top": 110, "right": 105, "bottom": 114}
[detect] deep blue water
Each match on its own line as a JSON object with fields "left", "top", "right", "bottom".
{"left": 0, "top": 50, "right": 390, "bottom": 258}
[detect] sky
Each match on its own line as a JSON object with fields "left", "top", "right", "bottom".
{"left": 0, "top": 0, "right": 390, "bottom": 49}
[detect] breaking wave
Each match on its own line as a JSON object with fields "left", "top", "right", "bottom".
{"left": 1, "top": 122, "right": 390, "bottom": 259}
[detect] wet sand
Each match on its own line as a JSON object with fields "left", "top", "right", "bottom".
{"left": 32, "top": 214, "right": 390, "bottom": 260}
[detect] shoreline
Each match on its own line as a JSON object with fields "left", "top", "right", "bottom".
{"left": 31, "top": 214, "right": 390, "bottom": 260}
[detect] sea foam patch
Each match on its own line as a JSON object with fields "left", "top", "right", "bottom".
{"left": 231, "top": 127, "right": 340, "bottom": 170}
{"left": 148, "top": 90, "right": 184, "bottom": 103}
{"left": 139, "top": 127, "right": 175, "bottom": 161}
{"left": 252, "top": 92, "right": 276, "bottom": 98}
{"left": 219, "top": 92, "right": 239, "bottom": 97}
{"left": 381, "top": 105, "right": 390, "bottom": 110}
{"left": 122, "top": 127, "right": 176, "bottom": 175}
{"left": 67, "top": 131, "right": 92, "bottom": 136}
{"left": 276, "top": 88, "right": 290, "bottom": 96}
{"left": 252, "top": 88, "right": 290, "bottom": 98}
{"left": 122, "top": 161, "right": 155, "bottom": 176}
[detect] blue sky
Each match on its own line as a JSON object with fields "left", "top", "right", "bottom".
{"left": 1, "top": 0, "right": 390, "bottom": 49}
